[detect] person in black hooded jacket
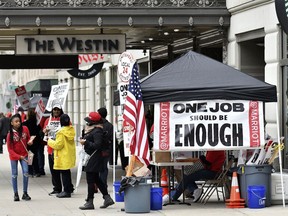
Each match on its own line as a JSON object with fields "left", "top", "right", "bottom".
{"left": 79, "top": 111, "right": 114, "bottom": 210}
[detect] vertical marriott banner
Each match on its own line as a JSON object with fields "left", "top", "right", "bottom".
{"left": 154, "top": 100, "right": 264, "bottom": 151}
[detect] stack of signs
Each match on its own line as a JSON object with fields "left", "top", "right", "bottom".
{"left": 242, "top": 138, "right": 284, "bottom": 165}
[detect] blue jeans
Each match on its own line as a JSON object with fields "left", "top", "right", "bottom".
{"left": 10, "top": 158, "right": 29, "bottom": 193}
{"left": 172, "top": 169, "right": 217, "bottom": 200}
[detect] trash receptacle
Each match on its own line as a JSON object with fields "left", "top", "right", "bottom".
{"left": 124, "top": 177, "right": 152, "bottom": 213}
{"left": 238, "top": 165, "right": 272, "bottom": 206}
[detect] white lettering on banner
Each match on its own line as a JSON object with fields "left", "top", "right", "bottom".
{"left": 249, "top": 101, "right": 260, "bottom": 147}
{"left": 153, "top": 100, "right": 264, "bottom": 151}
{"left": 159, "top": 102, "right": 170, "bottom": 150}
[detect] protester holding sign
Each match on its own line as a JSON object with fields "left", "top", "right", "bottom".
{"left": 6, "top": 114, "right": 34, "bottom": 201}
{"left": 47, "top": 114, "right": 76, "bottom": 198}
{"left": 43, "top": 103, "right": 74, "bottom": 195}
{"left": 169, "top": 150, "right": 226, "bottom": 203}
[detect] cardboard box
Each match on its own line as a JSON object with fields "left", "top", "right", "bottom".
{"left": 152, "top": 151, "right": 171, "bottom": 163}
{"left": 133, "top": 165, "right": 152, "bottom": 177}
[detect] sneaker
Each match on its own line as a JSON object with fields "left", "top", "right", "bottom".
{"left": 49, "top": 190, "right": 60, "bottom": 196}
{"left": 192, "top": 188, "right": 203, "bottom": 203}
{"left": 162, "top": 194, "right": 169, "bottom": 205}
{"left": 56, "top": 192, "right": 71, "bottom": 198}
{"left": 22, "top": 193, "right": 31, "bottom": 201}
{"left": 14, "top": 193, "right": 20, "bottom": 201}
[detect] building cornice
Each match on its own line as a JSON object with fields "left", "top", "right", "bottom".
{"left": 228, "top": 0, "right": 274, "bottom": 15}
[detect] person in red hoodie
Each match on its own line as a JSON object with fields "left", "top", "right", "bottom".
{"left": 6, "top": 114, "right": 33, "bottom": 201}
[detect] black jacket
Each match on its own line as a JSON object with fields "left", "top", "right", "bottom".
{"left": 102, "top": 119, "right": 113, "bottom": 156}
{"left": 0, "top": 117, "right": 10, "bottom": 137}
{"left": 83, "top": 127, "right": 105, "bottom": 173}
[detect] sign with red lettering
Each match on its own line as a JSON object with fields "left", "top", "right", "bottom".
{"left": 15, "top": 85, "right": 30, "bottom": 110}
{"left": 153, "top": 100, "right": 264, "bottom": 151}
{"left": 35, "top": 98, "right": 46, "bottom": 125}
{"left": 78, "top": 54, "right": 108, "bottom": 68}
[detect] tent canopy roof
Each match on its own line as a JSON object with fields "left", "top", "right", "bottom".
{"left": 140, "top": 51, "right": 277, "bottom": 104}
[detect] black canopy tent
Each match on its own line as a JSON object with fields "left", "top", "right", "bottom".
{"left": 112, "top": 51, "right": 286, "bottom": 206}
{"left": 140, "top": 51, "right": 277, "bottom": 104}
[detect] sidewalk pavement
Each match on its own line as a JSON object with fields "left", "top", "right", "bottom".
{"left": 0, "top": 144, "right": 287, "bottom": 216}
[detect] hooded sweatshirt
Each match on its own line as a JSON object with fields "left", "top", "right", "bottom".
{"left": 47, "top": 125, "right": 76, "bottom": 170}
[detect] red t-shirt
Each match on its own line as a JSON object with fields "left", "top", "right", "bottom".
{"left": 7, "top": 126, "right": 31, "bottom": 161}
{"left": 205, "top": 150, "right": 226, "bottom": 172}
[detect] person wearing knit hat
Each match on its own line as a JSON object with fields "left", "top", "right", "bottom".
{"left": 79, "top": 111, "right": 114, "bottom": 210}
{"left": 97, "top": 107, "right": 107, "bottom": 119}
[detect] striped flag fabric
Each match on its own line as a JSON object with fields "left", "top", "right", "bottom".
{"left": 123, "top": 63, "right": 150, "bottom": 165}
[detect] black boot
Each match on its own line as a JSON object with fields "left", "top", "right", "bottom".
{"left": 14, "top": 192, "right": 20, "bottom": 201}
{"left": 79, "top": 198, "right": 94, "bottom": 210}
{"left": 100, "top": 194, "right": 115, "bottom": 209}
{"left": 22, "top": 192, "right": 31, "bottom": 201}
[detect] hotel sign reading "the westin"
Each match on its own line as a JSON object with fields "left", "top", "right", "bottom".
{"left": 16, "top": 34, "right": 126, "bottom": 55}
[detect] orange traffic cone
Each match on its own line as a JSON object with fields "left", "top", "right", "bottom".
{"left": 161, "top": 168, "right": 169, "bottom": 196}
{"left": 226, "top": 172, "right": 245, "bottom": 208}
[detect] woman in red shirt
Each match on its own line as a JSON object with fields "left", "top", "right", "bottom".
{"left": 7, "top": 114, "right": 33, "bottom": 201}
{"left": 171, "top": 150, "right": 226, "bottom": 203}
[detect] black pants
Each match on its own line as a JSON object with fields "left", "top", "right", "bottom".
{"left": 48, "top": 154, "right": 62, "bottom": 192}
{"left": 48, "top": 154, "right": 74, "bottom": 193}
{"left": 38, "top": 144, "right": 45, "bottom": 175}
{"left": 100, "top": 157, "right": 109, "bottom": 188}
{"left": 86, "top": 171, "right": 108, "bottom": 199}
{"left": 0, "top": 135, "right": 5, "bottom": 153}
{"left": 60, "top": 169, "right": 73, "bottom": 193}
{"left": 28, "top": 147, "right": 40, "bottom": 175}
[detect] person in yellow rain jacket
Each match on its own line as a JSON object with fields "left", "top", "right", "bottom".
{"left": 48, "top": 114, "right": 76, "bottom": 198}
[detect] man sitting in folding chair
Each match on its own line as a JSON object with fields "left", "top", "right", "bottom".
{"left": 171, "top": 150, "right": 226, "bottom": 203}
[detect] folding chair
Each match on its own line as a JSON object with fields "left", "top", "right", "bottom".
{"left": 199, "top": 158, "right": 234, "bottom": 204}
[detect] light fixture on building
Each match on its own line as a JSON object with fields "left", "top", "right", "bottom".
{"left": 149, "top": 38, "right": 153, "bottom": 41}
{"left": 164, "top": 32, "right": 169, "bottom": 36}
{"left": 174, "top": 29, "right": 180, "bottom": 32}
{"left": 141, "top": 40, "right": 145, "bottom": 43}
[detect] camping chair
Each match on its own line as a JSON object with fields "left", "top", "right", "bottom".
{"left": 199, "top": 158, "right": 234, "bottom": 204}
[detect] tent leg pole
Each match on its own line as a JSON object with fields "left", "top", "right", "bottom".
{"left": 276, "top": 98, "right": 285, "bottom": 207}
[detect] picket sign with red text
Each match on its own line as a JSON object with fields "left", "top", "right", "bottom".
{"left": 15, "top": 85, "right": 30, "bottom": 110}
{"left": 117, "top": 52, "right": 135, "bottom": 157}
{"left": 153, "top": 100, "right": 264, "bottom": 151}
{"left": 35, "top": 98, "right": 46, "bottom": 125}
{"left": 78, "top": 54, "right": 108, "bottom": 68}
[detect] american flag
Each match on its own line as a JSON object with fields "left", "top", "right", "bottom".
{"left": 123, "top": 63, "right": 150, "bottom": 165}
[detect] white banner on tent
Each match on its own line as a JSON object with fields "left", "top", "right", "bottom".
{"left": 153, "top": 100, "right": 264, "bottom": 151}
